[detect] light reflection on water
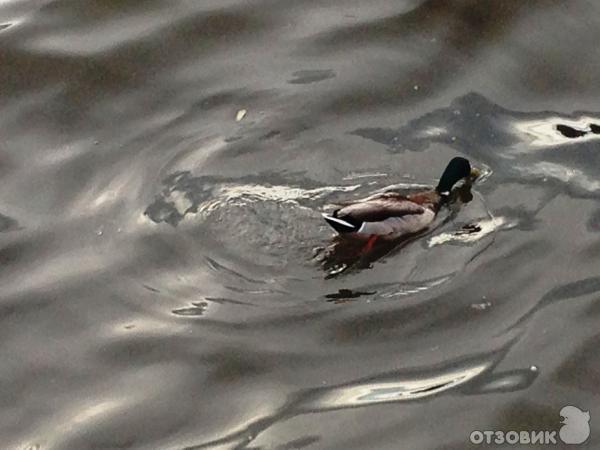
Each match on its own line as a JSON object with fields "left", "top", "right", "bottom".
{"left": 307, "top": 362, "right": 488, "bottom": 408}
{"left": 514, "top": 117, "right": 600, "bottom": 147}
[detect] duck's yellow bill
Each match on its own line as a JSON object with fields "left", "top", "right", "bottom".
{"left": 470, "top": 167, "right": 481, "bottom": 179}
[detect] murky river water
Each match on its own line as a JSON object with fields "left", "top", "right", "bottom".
{"left": 2, "top": 1, "right": 600, "bottom": 449}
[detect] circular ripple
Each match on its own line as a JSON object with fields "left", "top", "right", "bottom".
{"left": 145, "top": 172, "right": 500, "bottom": 303}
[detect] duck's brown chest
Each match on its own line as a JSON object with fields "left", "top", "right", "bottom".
{"left": 407, "top": 190, "right": 440, "bottom": 210}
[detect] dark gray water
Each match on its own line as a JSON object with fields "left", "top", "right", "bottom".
{"left": 2, "top": 1, "right": 600, "bottom": 449}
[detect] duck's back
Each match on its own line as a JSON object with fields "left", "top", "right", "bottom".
{"left": 329, "top": 191, "right": 438, "bottom": 237}
{"left": 357, "top": 207, "right": 435, "bottom": 236}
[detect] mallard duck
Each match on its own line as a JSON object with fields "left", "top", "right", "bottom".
{"left": 322, "top": 157, "right": 480, "bottom": 249}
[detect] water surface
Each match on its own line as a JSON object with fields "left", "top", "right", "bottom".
{"left": 1, "top": 1, "right": 600, "bottom": 449}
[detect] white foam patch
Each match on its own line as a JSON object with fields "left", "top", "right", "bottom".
{"left": 428, "top": 217, "right": 512, "bottom": 247}
{"left": 219, "top": 183, "right": 360, "bottom": 202}
{"left": 527, "top": 161, "right": 600, "bottom": 192}
{"left": 342, "top": 172, "right": 388, "bottom": 180}
{"left": 421, "top": 125, "right": 447, "bottom": 137}
{"left": 194, "top": 183, "right": 361, "bottom": 216}
{"left": 168, "top": 190, "right": 193, "bottom": 215}
{"left": 513, "top": 117, "right": 600, "bottom": 148}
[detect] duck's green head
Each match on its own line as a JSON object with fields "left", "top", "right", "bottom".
{"left": 436, "top": 157, "right": 478, "bottom": 194}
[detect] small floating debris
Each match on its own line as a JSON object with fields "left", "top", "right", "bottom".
{"left": 235, "top": 109, "right": 247, "bottom": 122}
{"left": 471, "top": 301, "right": 492, "bottom": 311}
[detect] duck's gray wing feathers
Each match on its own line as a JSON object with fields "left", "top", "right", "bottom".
{"left": 323, "top": 192, "right": 434, "bottom": 235}
{"left": 335, "top": 198, "right": 425, "bottom": 223}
